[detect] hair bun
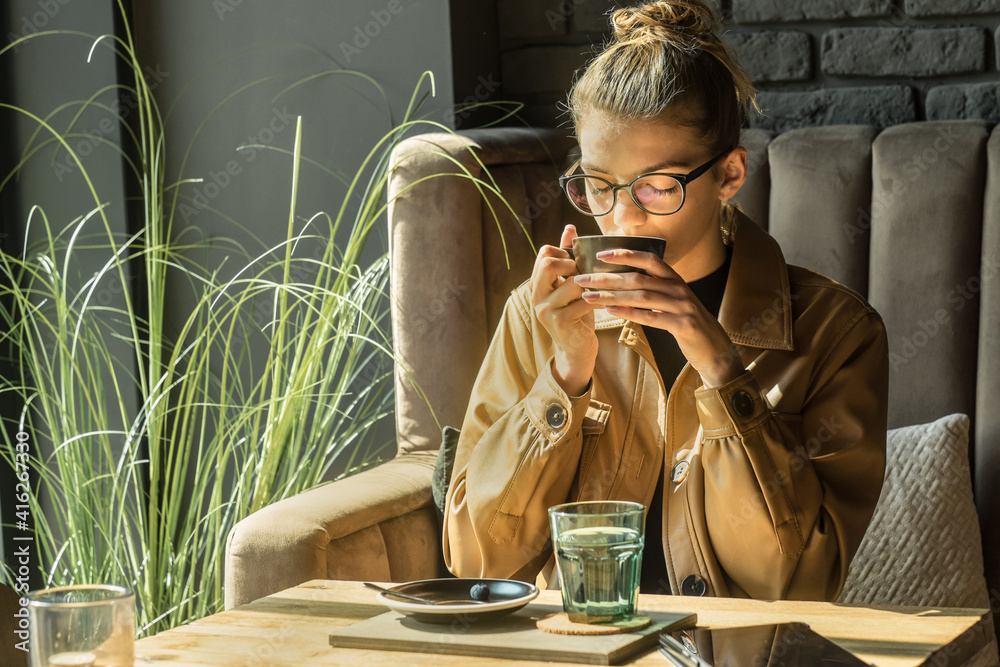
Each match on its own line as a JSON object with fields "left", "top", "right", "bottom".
{"left": 610, "top": 1, "right": 718, "bottom": 47}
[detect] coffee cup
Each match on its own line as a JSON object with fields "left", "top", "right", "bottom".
{"left": 564, "top": 235, "right": 666, "bottom": 274}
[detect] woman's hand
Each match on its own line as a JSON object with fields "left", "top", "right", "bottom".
{"left": 574, "top": 249, "right": 743, "bottom": 388}
{"left": 530, "top": 225, "right": 598, "bottom": 396}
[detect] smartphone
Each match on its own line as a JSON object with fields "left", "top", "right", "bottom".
{"left": 658, "top": 623, "right": 873, "bottom": 667}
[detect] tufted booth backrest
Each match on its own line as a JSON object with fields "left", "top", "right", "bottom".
{"left": 387, "top": 122, "right": 1000, "bottom": 608}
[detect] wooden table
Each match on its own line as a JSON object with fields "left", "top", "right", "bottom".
{"left": 134, "top": 579, "right": 998, "bottom": 666}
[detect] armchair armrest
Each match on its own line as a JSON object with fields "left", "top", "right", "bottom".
{"left": 224, "top": 450, "right": 438, "bottom": 608}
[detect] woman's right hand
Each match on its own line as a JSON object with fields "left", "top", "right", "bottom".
{"left": 529, "top": 224, "right": 598, "bottom": 396}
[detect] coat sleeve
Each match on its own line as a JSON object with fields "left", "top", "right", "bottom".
{"left": 442, "top": 287, "right": 592, "bottom": 580}
{"left": 696, "top": 306, "right": 888, "bottom": 601}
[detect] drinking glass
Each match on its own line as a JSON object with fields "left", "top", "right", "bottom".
{"left": 27, "top": 585, "right": 135, "bottom": 667}
{"left": 548, "top": 500, "right": 646, "bottom": 623}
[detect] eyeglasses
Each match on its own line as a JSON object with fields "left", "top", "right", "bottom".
{"left": 559, "top": 149, "right": 732, "bottom": 217}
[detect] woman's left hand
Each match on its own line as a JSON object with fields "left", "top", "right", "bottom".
{"left": 574, "top": 249, "right": 743, "bottom": 388}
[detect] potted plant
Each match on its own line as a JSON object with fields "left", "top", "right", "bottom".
{"left": 0, "top": 0, "right": 522, "bottom": 635}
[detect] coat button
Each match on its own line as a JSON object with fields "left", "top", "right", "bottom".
{"left": 681, "top": 574, "right": 707, "bottom": 596}
{"left": 545, "top": 404, "right": 567, "bottom": 428}
{"left": 731, "top": 390, "right": 754, "bottom": 419}
{"left": 670, "top": 460, "right": 689, "bottom": 484}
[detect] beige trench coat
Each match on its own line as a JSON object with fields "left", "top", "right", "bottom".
{"left": 443, "top": 212, "right": 888, "bottom": 601}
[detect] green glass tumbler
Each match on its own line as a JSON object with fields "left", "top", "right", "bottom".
{"left": 548, "top": 500, "right": 646, "bottom": 624}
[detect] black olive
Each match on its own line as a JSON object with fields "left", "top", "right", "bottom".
{"left": 470, "top": 582, "right": 490, "bottom": 602}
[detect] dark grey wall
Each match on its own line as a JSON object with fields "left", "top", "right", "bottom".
{"left": 449, "top": 0, "right": 502, "bottom": 128}
{"left": 132, "top": 0, "right": 454, "bottom": 261}
{"left": 1, "top": 0, "right": 132, "bottom": 589}
{"left": 726, "top": 2, "right": 1000, "bottom": 130}
{"left": 493, "top": 0, "right": 1000, "bottom": 129}
{"left": 1, "top": 0, "right": 455, "bottom": 587}
{"left": 2, "top": 1, "right": 129, "bottom": 245}
{"left": 130, "top": 1, "right": 455, "bottom": 470}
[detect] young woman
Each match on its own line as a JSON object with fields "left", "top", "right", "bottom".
{"left": 443, "top": 0, "right": 888, "bottom": 601}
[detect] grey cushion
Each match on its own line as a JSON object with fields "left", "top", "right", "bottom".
{"left": 867, "top": 122, "right": 990, "bottom": 430}
{"left": 839, "top": 413, "right": 989, "bottom": 609}
{"left": 976, "top": 124, "right": 1000, "bottom": 600}
{"left": 767, "top": 125, "right": 876, "bottom": 296}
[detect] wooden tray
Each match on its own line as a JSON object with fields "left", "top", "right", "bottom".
{"left": 328, "top": 603, "right": 696, "bottom": 665}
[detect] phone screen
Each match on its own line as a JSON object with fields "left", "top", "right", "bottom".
{"left": 659, "top": 623, "right": 873, "bottom": 666}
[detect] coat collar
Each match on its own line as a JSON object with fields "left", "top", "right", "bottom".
{"left": 594, "top": 210, "right": 794, "bottom": 351}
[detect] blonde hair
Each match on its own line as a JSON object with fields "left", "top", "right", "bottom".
{"left": 568, "top": 1, "right": 758, "bottom": 153}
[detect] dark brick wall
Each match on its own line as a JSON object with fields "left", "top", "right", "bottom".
{"left": 484, "top": 0, "right": 1000, "bottom": 130}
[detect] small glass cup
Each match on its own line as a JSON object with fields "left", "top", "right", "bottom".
{"left": 548, "top": 500, "right": 646, "bottom": 624}
{"left": 27, "top": 585, "right": 135, "bottom": 667}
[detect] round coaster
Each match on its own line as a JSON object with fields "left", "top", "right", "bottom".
{"left": 536, "top": 612, "right": 651, "bottom": 635}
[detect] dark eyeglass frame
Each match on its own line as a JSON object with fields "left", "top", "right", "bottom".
{"left": 558, "top": 148, "right": 733, "bottom": 217}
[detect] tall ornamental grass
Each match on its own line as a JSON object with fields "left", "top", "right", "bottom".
{"left": 0, "top": 0, "right": 524, "bottom": 635}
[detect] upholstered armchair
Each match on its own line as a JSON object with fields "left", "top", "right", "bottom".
{"left": 224, "top": 128, "right": 591, "bottom": 607}
{"left": 225, "top": 123, "right": 1000, "bottom": 640}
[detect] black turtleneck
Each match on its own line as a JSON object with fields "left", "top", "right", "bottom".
{"left": 639, "top": 246, "right": 731, "bottom": 595}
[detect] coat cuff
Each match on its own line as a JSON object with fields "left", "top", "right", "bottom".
{"left": 694, "top": 370, "right": 770, "bottom": 437}
{"left": 524, "top": 357, "right": 592, "bottom": 445}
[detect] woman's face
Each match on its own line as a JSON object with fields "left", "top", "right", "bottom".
{"left": 576, "top": 112, "right": 747, "bottom": 279}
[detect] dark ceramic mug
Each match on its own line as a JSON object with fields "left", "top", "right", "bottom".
{"left": 564, "top": 235, "right": 667, "bottom": 274}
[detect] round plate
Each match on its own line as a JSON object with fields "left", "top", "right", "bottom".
{"left": 375, "top": 578, "right": 539, "bottom": 624}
